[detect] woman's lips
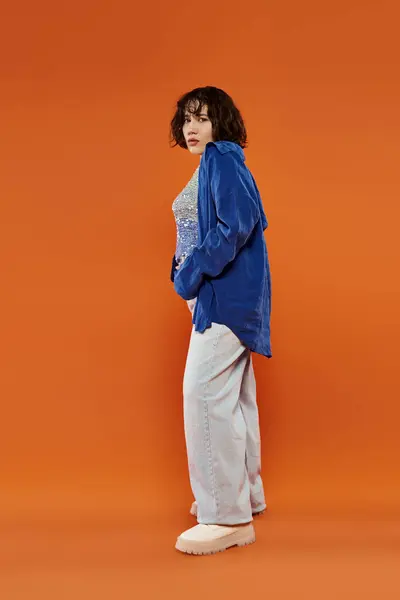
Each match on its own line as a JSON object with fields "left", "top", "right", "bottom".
{"left": 188, "top": 140, "right": 199, "bottom": 146}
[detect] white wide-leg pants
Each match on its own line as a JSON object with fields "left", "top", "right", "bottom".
{"left": 183, "top": 321, "right": 266, "bottom": 525}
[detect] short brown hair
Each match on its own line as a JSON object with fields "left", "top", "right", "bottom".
{"left": 170, "top": 86, "right": 248, "bottom": 150}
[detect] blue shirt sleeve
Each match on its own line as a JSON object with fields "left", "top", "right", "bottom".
{"left": 173, "top": 147, "right": 260, "bottom": 300}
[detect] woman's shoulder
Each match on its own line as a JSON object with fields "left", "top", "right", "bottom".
{"left": 204, "top": 141, "right": 245, "bottom": 159}
{"left": 202, "top": 142, "right": 246, "bottom": 175}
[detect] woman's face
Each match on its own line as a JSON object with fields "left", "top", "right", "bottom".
{"left": 182, "top": 104, "right": 214, "bottom": 155}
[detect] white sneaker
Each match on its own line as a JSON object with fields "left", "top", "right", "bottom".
{"left": 190, "top": 501, "right": 266, "bottom": 518}
{"left": 175, "top": 523, "right": 256, "bottom": 555}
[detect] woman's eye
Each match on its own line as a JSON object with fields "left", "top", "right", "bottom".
{"left": 184, "top": 116, "right": 208, "bottom": 124}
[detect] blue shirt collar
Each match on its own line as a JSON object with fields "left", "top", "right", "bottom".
{"left": 204, "top": 141, "right": 245, "bottom": 161}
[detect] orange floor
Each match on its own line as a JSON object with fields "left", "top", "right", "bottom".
{"left": 2, "top": 506, "right": 400, "bottom": 600}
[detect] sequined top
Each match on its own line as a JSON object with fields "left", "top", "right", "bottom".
{"left": 172, "top": 165, "right": 199, "bottom": 262}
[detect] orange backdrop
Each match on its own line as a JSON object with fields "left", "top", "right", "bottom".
{"left": 1, "top": 0, "right": 399, "bottom": 523}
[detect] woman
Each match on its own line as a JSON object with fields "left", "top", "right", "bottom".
{"left": 170, "top": 86, "right": 272, "bottom": 555}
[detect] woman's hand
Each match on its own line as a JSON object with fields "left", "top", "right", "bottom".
{"left": 175, "top": 256, "right": 185, "bottom": 270}
{"left": 187, "top": 298, "right": 197, "bottom": 314}
{"left": 175, "top": 257, "right": 196, "bottom": 313}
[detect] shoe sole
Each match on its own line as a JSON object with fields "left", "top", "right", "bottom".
{"left": 175, "top": 526, "right": 256, "bottom": 555}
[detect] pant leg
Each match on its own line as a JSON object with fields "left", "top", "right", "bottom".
{"left": 183, "top": 322, "right": 252, "bottom": 525}
{"left": 240, "top": 353, "right": 267, "bottom": 514}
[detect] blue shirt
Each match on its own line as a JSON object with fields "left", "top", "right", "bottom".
{"left": 171, "top": 141, "right": 272, "bottom": 358}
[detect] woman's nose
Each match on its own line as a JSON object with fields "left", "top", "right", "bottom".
{"left": 187, "top": 119, "right": 198, "bottom": 131}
